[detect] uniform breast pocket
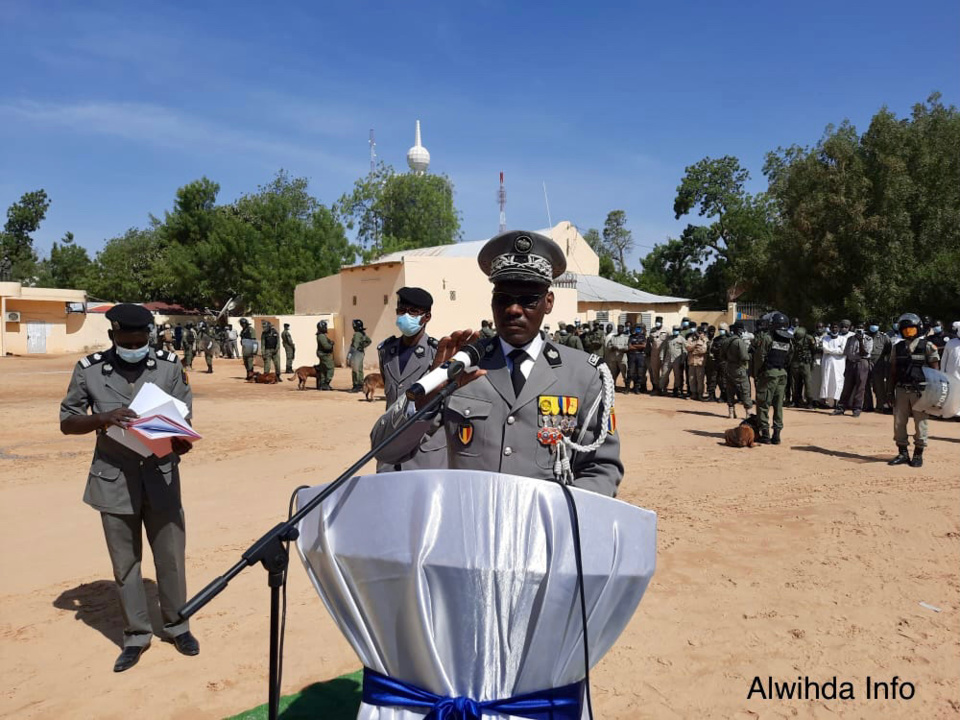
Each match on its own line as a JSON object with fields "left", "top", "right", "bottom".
{"left": 444, "top": 394, "right": 493, "bottom": 458}
{"left": 89, "top": 456, "right": 122, "bottom": 483}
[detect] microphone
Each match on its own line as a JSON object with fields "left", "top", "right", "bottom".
{"left": 406, "top": 340, "right": 485, "bottom": 400}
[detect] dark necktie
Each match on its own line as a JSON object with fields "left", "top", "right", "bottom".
{"left": 509, "top": 348, "right": 527, "bottom": 396}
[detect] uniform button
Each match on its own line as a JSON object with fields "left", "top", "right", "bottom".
{"left": 465, "top": 409, "right": 471, "bottom": 416}
{"left": 507, "top": 416, "right": 515, "bottom": 425}
{"left": 504, "top": 447, "right": 513, "bottom": 456}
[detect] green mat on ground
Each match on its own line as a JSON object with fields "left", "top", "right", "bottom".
{"left": 225, "top": 670, "right": 363, "bottom": 720}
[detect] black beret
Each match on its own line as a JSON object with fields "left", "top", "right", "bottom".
{"left": 396, "top": 286, "right": 433, "bottom": 310}
{"left": 477, "top": 230, "right": 566, "bottom": 286}
{"left": 105, "top": 303, "right": 153, "bottom": 331}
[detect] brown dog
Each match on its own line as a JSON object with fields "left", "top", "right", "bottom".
{"left": 294, "top": 365, "right": 317, "bottom": 390}
{"left": 724, "top": 415, "right": 760, "bottom": 448}
{"left": 362, "top": 372, "right": 384, "bottom": 402}
{"left": 247, "top": 372, "right": 278, "bottom": 384}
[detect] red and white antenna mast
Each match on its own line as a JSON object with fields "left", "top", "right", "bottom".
{"left": 498, "top": 172, "right": 507, "bottom": 233}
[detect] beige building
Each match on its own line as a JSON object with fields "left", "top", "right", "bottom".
{"left": 0, "top": 282, "right": 112, "bottom": 357}
{"left": 294, "top": 222, "right": 692, "bottom": 366}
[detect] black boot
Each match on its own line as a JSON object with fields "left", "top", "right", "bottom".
{"left": 757, "top": 429, "right": 771, "bottom": 444}
{"left": 909, "top": 447, "right": 924, "bottom": 468}
{"left": 888, "top": 446, "right": 910, "bottom": 466}
{"left": 771, "top": 428, "right": 781, "bottom": 445}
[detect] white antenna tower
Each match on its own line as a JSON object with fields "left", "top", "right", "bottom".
{"left": 498, "top": 172, "right": 507, "bottom": 233}
{"left": 542, "top": 181, "right": 553, "bottom": 228}
{"left": 369, "top": 129, "right": 377, "bottom": 172}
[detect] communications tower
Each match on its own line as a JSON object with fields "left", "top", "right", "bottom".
{"left": 369, "top": 129, "right": 377, "bottom": 172}
{"left": 498, "top": 172, "right": 507, "bottom": 233}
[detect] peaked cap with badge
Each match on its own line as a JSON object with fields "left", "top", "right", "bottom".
{"left": 396, "top": 286, "right": 434, "bottom": 311}
{"left": 106, "top": 303, "right": 154, "bottom": 332}
{"left": 477, "top": 230, "right": 567, "bottom": 286}
{"left": 372, "top": 230, "right": 621, "bottom": 497}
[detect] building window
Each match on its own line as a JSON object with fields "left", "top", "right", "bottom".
{"left": 449, "top": 290, "right": 456, "bottom": 301}
{"left": 595, "top": 310, "right": 609, "bottom": 322}
{"left": 352, "top": 296, "right": 357, "bottom": 306}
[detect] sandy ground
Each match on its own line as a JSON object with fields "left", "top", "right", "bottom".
{"left": 0, "top": 352, "right": 958, "bottom": 719}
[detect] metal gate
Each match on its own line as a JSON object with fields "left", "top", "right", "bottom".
{"left": 27, "top": 321, "right": 47, "bottom": 353}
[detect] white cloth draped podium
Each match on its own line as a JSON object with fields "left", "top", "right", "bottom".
{"left": 295, "top": 470, "right": 657, "bottom": 720}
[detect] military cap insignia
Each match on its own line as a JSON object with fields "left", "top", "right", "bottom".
{"left": 514, "top": 235, "right": 533, "bottom": 253}
{"left": 457, "top": 421, "right": 474, "bottom": 447}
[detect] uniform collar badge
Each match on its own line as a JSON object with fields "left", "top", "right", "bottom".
{"left": 103, "top": 364, "right": 113, "bottom": 374}
{"left": 415, "top": 346, "right": 425, "bottom": 357}
{"left": 93, "top": 353, "right": 102, "bottom": 361}
{"left": 146, "top": 358, "right": 156, "bottom": 368}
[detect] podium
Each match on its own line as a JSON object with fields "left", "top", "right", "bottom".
{"left": 296, "top": 470, "right": 657, "bottom": 719}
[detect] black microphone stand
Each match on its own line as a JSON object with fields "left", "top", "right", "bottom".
{"left": 178, "top": 380, "right": 461, "bottom": 720}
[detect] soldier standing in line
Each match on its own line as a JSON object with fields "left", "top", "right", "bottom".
{"left": 239, "top": 318, "right": 256, "bottom": 380}
{"left": 646, "top": 316, "right": 667, "bottom": 394}
{"left": 198, "top": 321, "right": 215, "bottom": 374}
{"left": 685, "top": 326, "right": 708, "bottom": 401}
{"left": 161, "top": 323, "right": 175, "bottom": 353}
{"left": 260, "top": 321, "right": 283, "bottom": 381}
{"left": 558, "top": 322, "right": 585, "bottom": 351}
{"left": 349, "top": 319, "right": 372, "bottom": 393}
{"left": 789, "top": 324, "right": 817, "bottom": 408}
{"left": 315, "top": 321, "right": 335, "bottom": 390}
{"left": 703, "top": 325, "right": 718, "bottom": 401}
{"left": 724, "top": 321, "right": 755, "bottom": 418}
{"left": 754, "top": 312, "right": 794, "bottom": 444}
{"left": 282, "top": 323, "right": 296, "bottom": 374}
{"left": 582, "top": 321, "right": 603, "bottom": 356}
{"left": 182, "top": 322, "right": 197, "bottom": 370}
{"left": 679, "top": 317, "right": 695, "bottom": 397}
{"left": 627, "top": 324, "right": 647, "bottom": 394}
{"left": 865, "top": 319, "right": 891, "bottom": 413}
{"left": 888, "top": 313, "right": 940, "bottom": 468}
{"left": 60, "top": 304, "right": 200, "bottom": 672}
{"left": 709, "top": 323, "right": 731, "bottom": 403}
{"left": 659, "top": 325, "right": 686, "bottom": 397}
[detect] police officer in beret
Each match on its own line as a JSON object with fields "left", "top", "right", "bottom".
{"left": 375, "top": 287, "right": 446, "bottom": 471}
{"left": 373, "top": 231, "right": 622, "bottom": 497}
{"left": 59, "top": 304, "right": 199, "bottom": 672}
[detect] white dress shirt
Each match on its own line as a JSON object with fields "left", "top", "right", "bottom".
{"left": 500, "top": 332, "right": 545, "bottom": 380}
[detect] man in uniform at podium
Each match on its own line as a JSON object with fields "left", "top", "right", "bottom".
{"left": 59, "top": 303, "right": 199, "bottom": 673}
{"left": 373, "top": 230, "right": 622, "bottom": 497}
{"left": 375, "top": 287, "right": 446, "bottom": 471}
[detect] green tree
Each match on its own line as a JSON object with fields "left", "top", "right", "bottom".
{"left": 1, "top": 189, "right": 51, "bottom": 282}
{"left": 583, "top": 226, "right": 616, "bottom": 278}
{"left": 673, "top": 156, "right": 774, "bottom": 296}
{"left": 601, "top": 210, "right": 634, "bottom": 274}
{"left": 86, "top": 228, "right": 165, "bottom": 301}
{"left": 37, "top": 232, "right": 93, "bottom": 289}
{"left": 337, "top": 162, "right": 461, "bottom": 259}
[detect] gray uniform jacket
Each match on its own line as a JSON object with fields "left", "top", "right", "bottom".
{"left": 59, "top": 348, "right": 192, "bottom": 515}
{"left": 375, "top": 333, "right": 447, "bottom": 471}
{"left": 371, "top": 336, "right": 622, "bottom": 497}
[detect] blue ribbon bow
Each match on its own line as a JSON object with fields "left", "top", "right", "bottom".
{"left": 362, "top": 667, "right": 583, "bottom": 720}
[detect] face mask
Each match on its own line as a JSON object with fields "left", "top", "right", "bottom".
{"left": 672, "top": 330, "right": 680, "bottom": 336}
{"left": 839, "top": 328, "right": 849, "bottom": 335}
{"left": 116, "top": 343, "right": 150, "bottom": 363}
{"left": 681, "top": 322, "right": 689, "bottom": 329}
{"left": 655, "top": 322, "right": 662, "bottom": 329}
{"left": 934, "top": 326, "right": 942, "bottom": 334}
{"left": 868, "top": 325, "right": 879, "bottom": 333}
{"left": 828, "top": 330, "right": 838, "bottom": 337}
{"left": 396, "top": 313, "right": 422, "bottom": 337}
{"left": 719, "top": 330, "right": 726, "bottom": 336}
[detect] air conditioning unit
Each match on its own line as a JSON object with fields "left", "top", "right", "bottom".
{"left": 5, "top": 311, "right": 20, "bottom": 322}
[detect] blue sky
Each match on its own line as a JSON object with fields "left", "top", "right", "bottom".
{"left": 1, "top": 0, "right": 957, "bottom": 267}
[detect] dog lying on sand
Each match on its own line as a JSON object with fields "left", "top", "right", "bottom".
{"left": 362, "top": 373, "right": 384, "bottom": 402}
{"left": 294, "top": 365, "right": 317, "bottom": 390}
{"left": 247, "top": 372, "right": 278, "bottom": 384}
{"left": 724, "top": 414, "right": 760, "bottom": 448}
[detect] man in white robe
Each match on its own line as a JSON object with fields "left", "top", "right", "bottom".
{"left": 820, "top": 321, "right": 847, "bottom": 407}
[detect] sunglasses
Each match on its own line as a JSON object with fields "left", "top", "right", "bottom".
{"left": 492, "top": 292, "right": 546, "bottom": 310}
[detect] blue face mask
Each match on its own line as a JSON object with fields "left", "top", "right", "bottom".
{"left": 868, "top": 325, "right": 879, "bottom": 333}
{"left": 396, "top": 313, "right": 423, "bottom": 337}
{"left": 116, "top": 343, "right": 150, "bottom": 363}
{"left": 655, "top": 322, "right": 662, "bottom": 329}
{"left": 934, "top": 326, "right": 943, "bottom": 334}
{"left": 672, "top": 330, "right": 680, "bottom": 336}
{"left": 681, "top": 322, "right": 689, "bottom": 329}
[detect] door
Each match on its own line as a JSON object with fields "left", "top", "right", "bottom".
{"left": 27, "top": 321, "right": 47, "bottom": 353}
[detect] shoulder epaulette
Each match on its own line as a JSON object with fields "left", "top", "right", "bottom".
{"left": 428, "top": 336, "right": 439, "bottom": 348}
{"left": 377, "top": 340, "right": 386, "bottom": 350}
{"left": 543, "top": 343, "right": 562, "bottom": 367}
{"left": 587, "top": 353, "right": 602, "bottom": 367}
{"left": 158, "top": 350, "right": 179, "bottom": 362}
{"left": 79, "top": 351, "right": 107, "bottom": 369}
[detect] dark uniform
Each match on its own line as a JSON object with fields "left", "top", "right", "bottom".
{"left": 349, "top": 320, "right": 372, "bottom": 392}
{"left": 888, "top": 313, "right": 941, "bottom": 467}
{"left": 754, "top": 313, "right": 793, "bottom": 443}
{"left": 557, "top": 327, "right": 584, "bottom": 351}
{"left": 724, "top": 323, "right": 754, "bottom": 417}
{"left": 372, "top": 230, "right": 622, "bottom": 497}
{"left": 282, "top": 324, "right": 296, "bottom": 374}
{"left": 627, "top": 328, "right": 647, "bottom": 393}
{"left": 198, "top": 322, "right": 216, "bottom": 373}
{"left": 315, "top": 322, "right": 335, "bottom": 390}
{"left": 789, "top": 327, "right": 817, "bottom": 408}
{"left": 866, "top": 324, "right": 891, "bottom": 412}
{"left": 260, "top": 322, "right": 283, "bottom": 379}
{"left": 182, "top": 324, "right": 197, "bottom": 370}
{"left": 239, "top": 320, "right": 256, "bottom": 378}
{"left": 59, "top": 304, "right": 196, "bottom": 671}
